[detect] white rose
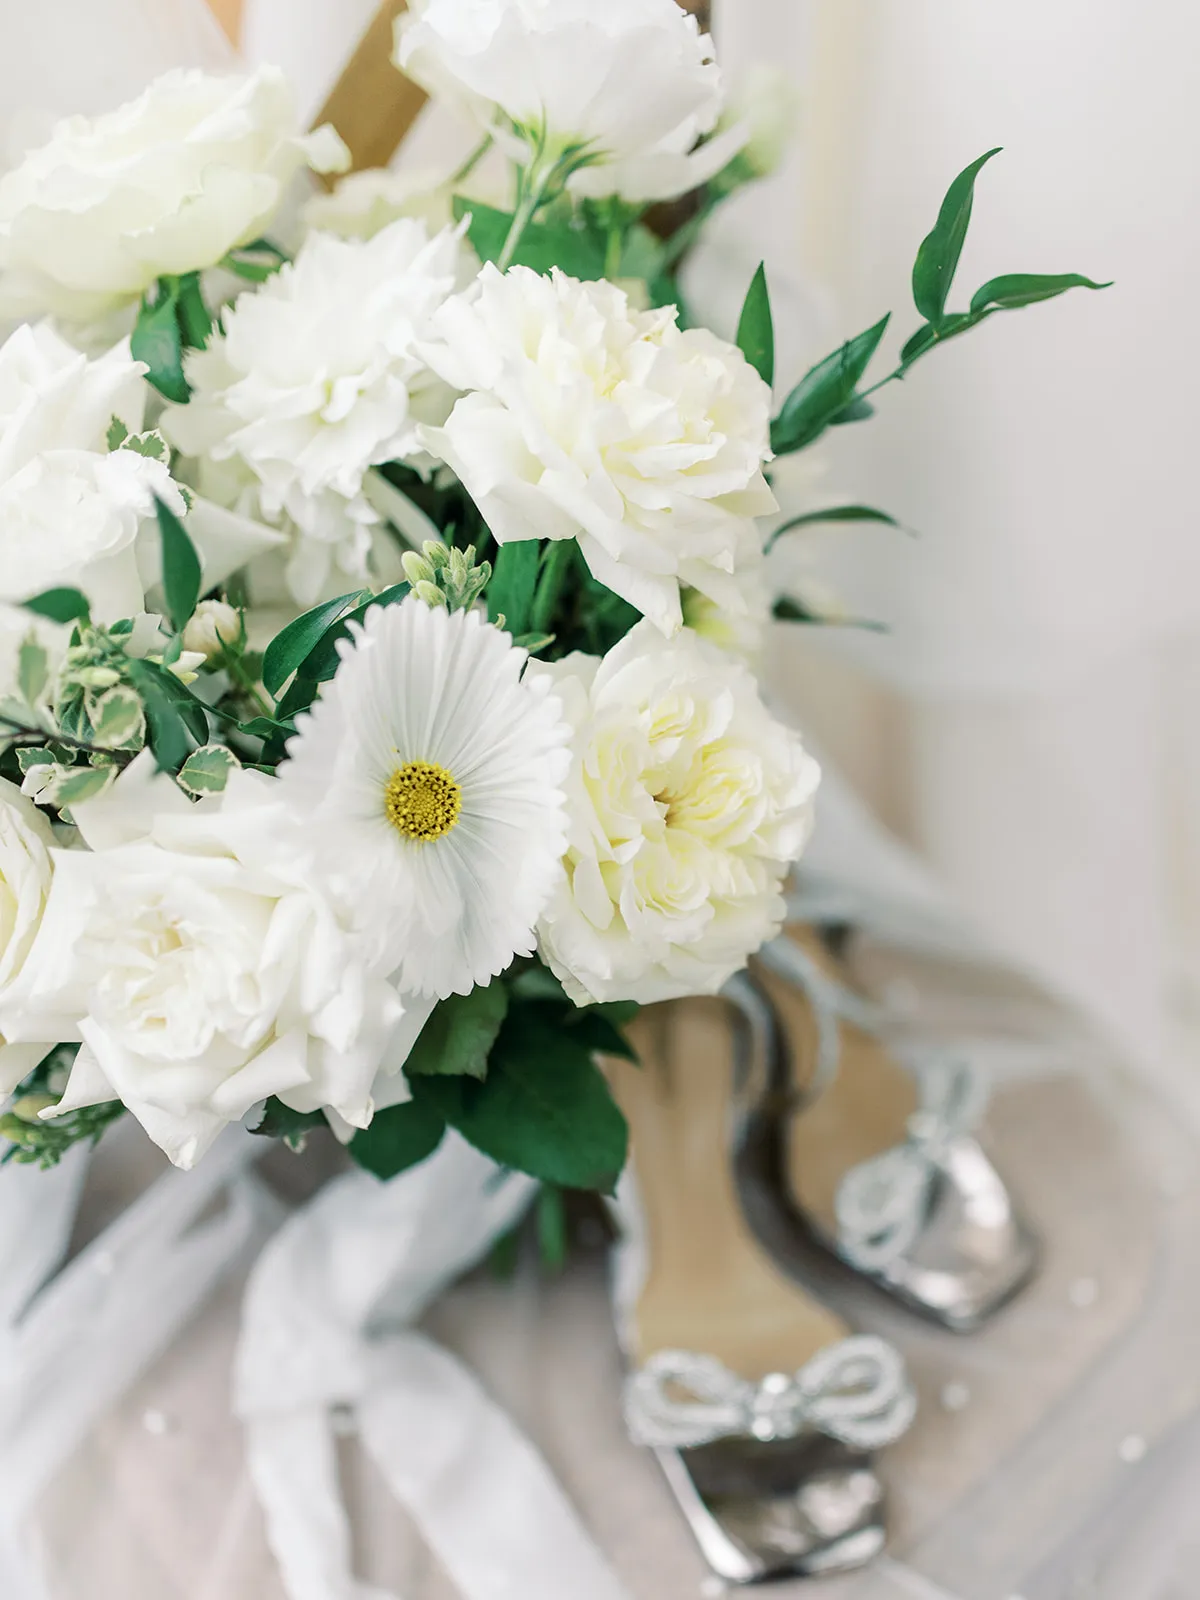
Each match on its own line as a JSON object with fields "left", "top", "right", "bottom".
{"left": 420, "top": 266, "right": 777, "bottom": 635}
{"left": 0, "top": 779, "right": 57, "bottom": 1095}
{"left": 533, "top": 620, "right": 820, "bottom": 1005}
{"left": 0, "top": 67, "right": 349, "bottom": 326}
{"left": 681, "top": 561, "right": 772, "bottom": 667}
{"left": 11, "top": 757, "right": 407, "bottom": 1168}
{"left": 721, "top": 65, "right": 802, "bottom": 182}
{"left": 303, "top": 166, "right": 456, "bottom": 240}
{"left": 163, "top": 218, "right": 467, "bottom": 607}
{"left": 0, "top": 322, "right": 183, "bottom": 619}
{"left": 394, "top": 0, "right": 746, "bottom": 204}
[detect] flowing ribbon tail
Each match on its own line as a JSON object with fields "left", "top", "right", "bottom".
{"left": 358, "top": 1333, "right": 630, "bottom": 1600}
{"left": 0, "top": 1130, "right": 272, "bottom": 1599}
{"left": 246, "top": 1409, "right": 394, "bottom": 1600}
{"left": 237, "top": 1132, "right": 634, "bottom": 1600}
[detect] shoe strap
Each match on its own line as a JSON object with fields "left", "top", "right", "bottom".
{"left": 625, "top": 1335, "right": 917, "bottom": 1452}
{"left": 756, "top": 923, "right": 991, "bottom": 1273}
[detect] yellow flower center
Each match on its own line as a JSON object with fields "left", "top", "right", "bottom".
{"left": 383, "top": 760, "right": 462, "bottom": 843}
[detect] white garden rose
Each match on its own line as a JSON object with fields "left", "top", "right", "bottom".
{"left": 532, "top": 620, "right": 820, "bottom": 1005}
{"left": 11, "top": 757, "right": 408, "bottom": 1168}
{"left": 394, "top": 0, "right": 746, "bottom": 204}
{"left": 0, "top": 322, "right": 183, "bottom": 619}
{"left": 0, "top": 67, "right": 348, "bottom": 326}
{"left": 163, "top": 218, "right": 467, "bottom": 606}
{"left": 420, "top": 265, "right": 777, "bottom": 636}
{"left": 0, "top": 779, "right": 57, "bottom": 1096}
{"left": 303, "top": 166, "right": 456, "bottom": 240}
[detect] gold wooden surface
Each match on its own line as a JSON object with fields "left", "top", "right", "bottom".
{"left": 312, "top": 0, "right": 428, "bottom": 172}
{"left": 206, "top": 0, "right": 243, "bottom": 44}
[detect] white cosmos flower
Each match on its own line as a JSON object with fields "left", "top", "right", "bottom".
{"left": 277, "top": 598, "right": 571, "bottom": 999}
{"left": 532, "top": 620, "right": 820, "bottom": 1005}
{"left": 0, "top": 322, "right": 184, "bottom": 619}
{"left": 10, "top": 756, "right": 407, "bottom": 1169}
{"left": 0, "top": 779, "right": 57, "bottom": 1096}
{"left": 420, "top": 266, "right": 777, "bottom": 636}
{"left": 394, "top": 0, "right": 746, "bottom": 204}
{"left": 163, "top": 218, "right": 468, "bottom": 607}
{"left": 0, "top": 67, "right": 348, "bottom": 326}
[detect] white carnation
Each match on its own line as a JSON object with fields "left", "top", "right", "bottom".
{"left": 533, "top": 621, "right": 820, "bottom": 1005}
{"left": 0, "top": 779, "right": 57, "bottom": 1095}
{"left": 420, "top": 266, "right": 776, "bottom": 636}
{"left": 163, "top": 218, "right": 467, "bottom": 607}
{"left": 0, "top": 322, "right": 182, "bottom": 619}
{"left": 394, "top": 0, "right": 745, "bottom": 204}
{"left": 11, "top": 758, "right": 407, "bottom": 1169}
{"left": 0, "top": 67, "right": 348, "bottom": 325}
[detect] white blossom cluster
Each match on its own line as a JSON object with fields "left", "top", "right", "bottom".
{"left": 0, "top": 6, "right": 817, "bottom": 1172}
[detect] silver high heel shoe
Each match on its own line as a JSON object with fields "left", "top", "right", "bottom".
{"left": 606, "top": 979, "right": 916, "bottom": 1584}
{"left": 750, "top": 906, "right": 1039, "bottom": 1333}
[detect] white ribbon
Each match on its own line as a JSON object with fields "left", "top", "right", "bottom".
{"left": 236, "top": 1131, "right": 634, "bottom": 1600}
{"left": 0, "top": 1129, "right": 270, "bottom": 1599}
{"left": 625, "top": 1336, "right": 916, "bottom": 1453}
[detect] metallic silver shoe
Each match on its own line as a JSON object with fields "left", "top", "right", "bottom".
{"left": 605, "top": 981, "right": 916, "bottom": 1584}
{"left": 751, "top": 918, "right": 1039, "bottom": 1333}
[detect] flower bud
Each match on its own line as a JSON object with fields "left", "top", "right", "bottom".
{"left": 414, "top": 580, "right": 449, "bottom": 610}
{"left": 182, "top": 599, "right": 241, "bottom": 663}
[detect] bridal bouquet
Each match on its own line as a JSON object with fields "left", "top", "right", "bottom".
{"left": 0, "top": 0, "right": 1103, "bottom": 1186}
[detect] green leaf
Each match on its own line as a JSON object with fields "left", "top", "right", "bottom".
{"left": 127, "top": 660, "right": 201, "bottom": 771}
{"left": 262, "top": 591, "right": 366, "bottom": 698}
{"left": 828, "top": 395, "right": 875, "bottom": 425}
{"left": 131, "top": 280, "right": 188, "bottom": 404}
{"left": 238, "top": 714, "right": 297, "bottom": 744}
{"left": 773, "top": 595, "right": 885, "bottom": 631}
{"left": 178, "top": 743, "right": 240, "bottom": 796}
{"left": 511, "top": 631, "right": 555, "bottom": 655}
{"left": 252, "top": 1099, "right": 324, "bottom": 1151}
{"left": 157, "top": 496, "right": 202, "bottom": 633}
{"left": 563, "top": 1009, "right": 638, "bottom": 1062}
{"left": 413, "top": 1005, "right": 628, "bottom": 1193}
{"left": 899, "top": 312, "right": 975, "bottom": 366}
{"left": 536, "top": 1185, "right": 568, "bottom": 1272}
{"left": 911, "top": 147, "right": 1002, "bottom": 327}
{"left": 106, "top": 416, "right": 129, "bottom": 450}
{"left": 736, "top": 262, "right": 775, "bottom": 387}
{"left": 769, "top": 504, "right": 902, "bottom": 549}
{"left": 454, "top": 197, "right": 607, "bottom": 279}
{"left": 221, "top": 240, "right": 288, "bottom": 283}
{"left": 487, "top": 541, "right": 539, "bottom": 635}
{"left": 90, "top": 686, "right": 145, "bottom": 748}
{"left": 46, "top": 765, "right": 114, "bottom": 808}
{"left": 17, "top": 639, "right": 48, "bottom": 705}
{"left": 294, "top": 582, "right": 410, "bottom": 688}
{"left": 770, "top": 314, "right": 890, "bottom": 456}
{"left": 175, "top": 272, "right": 212, "bottom": 350}
{"left": 403, "top": 982, "right": 509, "bottom": 1081}
{"left": 22, "top": 588, "right": 89, "bottom": 624}
{"left": 968, "top": 271, "right": 1112, "bottom": 313}
{"left": 15, "top": 747, "right": 55, "bottom": 773}
{"left": 349, "top": 1097, "right": 447, "bottom": 1180}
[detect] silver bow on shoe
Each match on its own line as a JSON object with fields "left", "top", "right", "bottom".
{"left": 625, "top": 1336, "right": 917, "bottom": 1452}
{"left": 835, "top": 1057, "right": 990, "bottom": 1272}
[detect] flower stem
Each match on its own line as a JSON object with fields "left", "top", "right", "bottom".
{"left": 450, "top": 133, "right": 494, "bottom": 188}
{"left": 530, "top": 539, "right": 577, "bottom": 636}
